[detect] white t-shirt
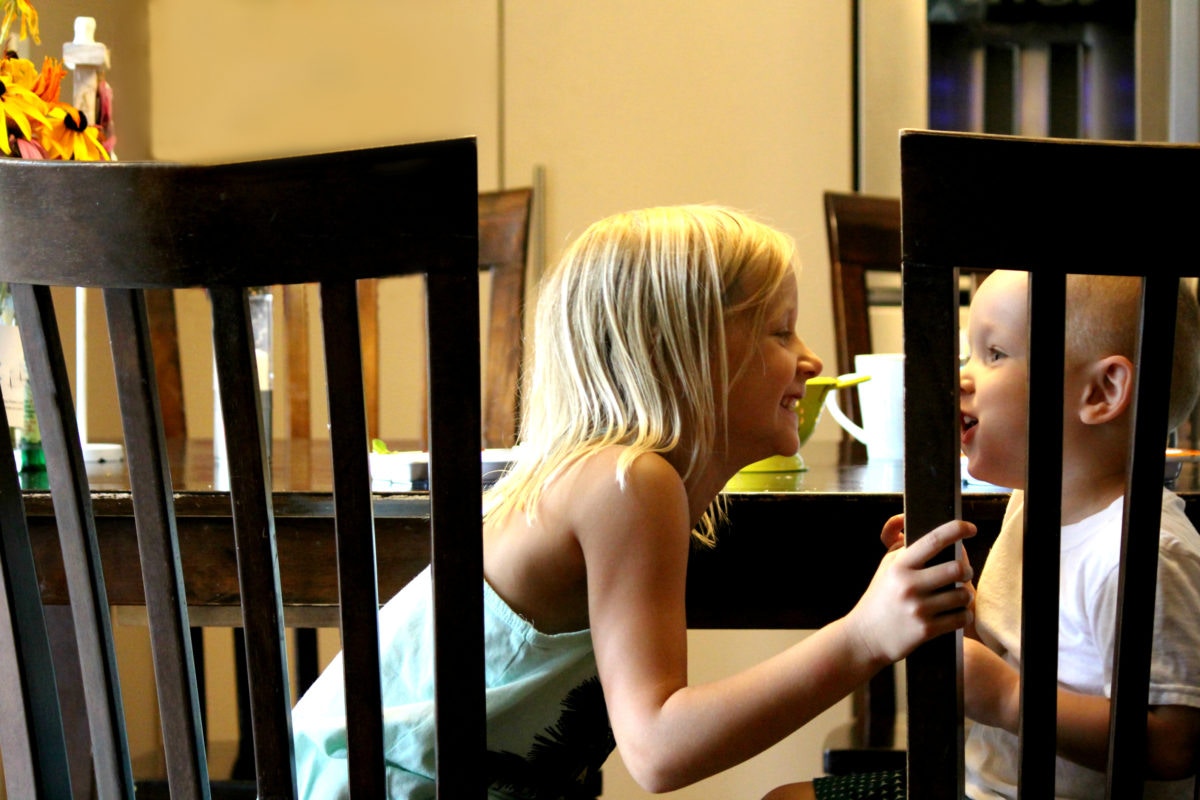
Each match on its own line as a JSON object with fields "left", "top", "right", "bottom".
{"left": 966, "top": 489, "right": 1200, "bottom": 800}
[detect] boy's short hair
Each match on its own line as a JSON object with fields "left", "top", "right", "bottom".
{"left": 1066, "top": 275, "right": 1200, "bottom": 431}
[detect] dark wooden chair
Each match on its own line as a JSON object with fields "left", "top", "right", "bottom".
{"left": 824, "top": 191, "right": 902, "bottom": 465}
{"left": 0, "top": 140, "right": 482, "bottom": 798}
{"left": 142, "top": 184, "right": 530, "bottom": 788}
{"left": 900, "top": 129, "right": 1196, "bottom": 799}
{"left": 148, "top": 187, "right": 532, "bottom": 447}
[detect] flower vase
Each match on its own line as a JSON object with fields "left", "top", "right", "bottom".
{"left": 0, "top": 315, "right": 26, "bottom": 459}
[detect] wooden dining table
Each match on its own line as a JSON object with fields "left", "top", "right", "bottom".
{"left": 20, "top": 438, "right": 1200, "bottom": 631}
{"left": 16, "top": 436, "right": 1034, "bottom": 631}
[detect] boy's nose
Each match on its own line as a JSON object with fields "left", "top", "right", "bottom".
{"left": 959, "top": 366, "right": 974, "bottom": 394}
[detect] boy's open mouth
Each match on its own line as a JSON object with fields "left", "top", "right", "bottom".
{"left": 961, "top": 414, "right": 978, "bottom": 433}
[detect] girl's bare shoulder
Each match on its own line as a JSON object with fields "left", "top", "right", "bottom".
{"left": 483, "top": 447, "right": 688, "bottom": 632}
{"left": 562, "top": 446, "right": 684, "bottom": 504}
{"left": 551, "top": 447, "right": 690, "bottom": 545}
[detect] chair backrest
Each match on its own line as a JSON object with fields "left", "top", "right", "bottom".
{"left": 148, "top": 187, "right": 531, "bottom": 447}
{"left": 824, "top": 190, "right": 902, "bottom": 461}
{"left": 261, "top": 186, "right": 531, "bottom": 446}
{"left": 0, "top": 141, "right": 482, "bottom": 798}
{"left": 900, "top": 129, "right": 1195, "bottom": 799}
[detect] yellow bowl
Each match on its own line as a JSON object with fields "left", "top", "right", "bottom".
{"left": 736, "top": 374, "right": 869, "bottom": 474}
{"left": 724, "top": 469, "right": 808, "bottom": 492}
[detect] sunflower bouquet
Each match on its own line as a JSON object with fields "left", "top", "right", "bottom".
{"left": 1, "top": 0, "right": 109, "bottom": 466}
{"left": 0, "top": 0, "right": 112, "bottom": 296}
{"left": 0, "top": 0, "right": 109, "bottom": 161}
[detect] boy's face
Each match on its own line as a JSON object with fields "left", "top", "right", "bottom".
{"left": 960, "top": 271, "right": 1030, "bottom": 489}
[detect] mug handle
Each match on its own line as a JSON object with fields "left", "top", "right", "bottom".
{"left": 823, "top": 388, "right": 868, "bottom": 444}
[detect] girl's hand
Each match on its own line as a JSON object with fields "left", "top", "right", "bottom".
{"left": 846, "top": 518, "right": 976, "bottom": 666}
{"left": 880, "top": 514, "right": 978, "bottom": 638}
{"left": 963, "top": 637, "right": 1019, "bottom": 732}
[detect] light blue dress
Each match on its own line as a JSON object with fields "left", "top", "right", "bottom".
{"left": 292, "top": 566, "right": 614, "bottom": 799}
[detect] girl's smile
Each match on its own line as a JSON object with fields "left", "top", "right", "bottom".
{"left": 725, "top": 271, "right": 823, "bottom": 467}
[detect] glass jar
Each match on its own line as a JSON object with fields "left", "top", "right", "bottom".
{"left": 214, "top": 289, "right": 274, "bottom": 468}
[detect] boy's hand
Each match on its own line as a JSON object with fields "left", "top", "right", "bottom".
{"left": 847, "top": 518, "right": 976, "bottom": 666}
{"left": 963, "top": 638, "right": 1019, "bottom": 732}
{"left": 880, "top": 514, "right": 905, "bottom": 551}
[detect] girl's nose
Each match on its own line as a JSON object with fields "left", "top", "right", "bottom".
{"left": 798, "top": 345, "right": 823, "bottom": 379}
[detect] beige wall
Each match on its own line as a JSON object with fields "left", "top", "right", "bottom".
{"left": 860, "top": 0, "right": 929, "bottom": 196}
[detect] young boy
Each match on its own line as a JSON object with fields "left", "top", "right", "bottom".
{"left": 959, "top": 270, "right": 1200, "bottom": 799}
{"left": 764, "top": 270, "right": 1200, "bottom": 800}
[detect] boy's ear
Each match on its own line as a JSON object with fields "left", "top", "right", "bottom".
{"left": 1078, "top": 355, "right": 1135, "bottom": 425}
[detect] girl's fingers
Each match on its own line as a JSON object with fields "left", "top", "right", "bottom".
{"left": 924, "top": 607, "right": 973, "bottom": 639}
{"left": 921, "top": 586, "right": 974, "bottom": 616}
{"left": 892, "top": 583, "right": 973, "bottom": 619}
{"left": 898, "top": 520, "right": 976, "bottom": 568}
{"left": 915, "top": 558, "right": 973, "bottom": 590}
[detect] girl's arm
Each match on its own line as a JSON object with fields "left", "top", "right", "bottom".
{"left": 963, "top": 638, "right": 1200, "bottom": 779}
{"left": 575, "top": 452, "right": 974, "bottom": 793}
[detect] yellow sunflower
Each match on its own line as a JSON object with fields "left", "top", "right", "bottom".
{"left": 43, "top": 103, "right": 108, "bottom": 161}
{"left": 1, "top": 0, "right": 40, "bottom": 48}
{"left": 0, "top": 52, "right": 36, "bottom": 87}
{"left": 30, "top": 56, "right": 63, "bottom": 102}
{"left": 0, "top": 71, "right": 49, "bottom": 155}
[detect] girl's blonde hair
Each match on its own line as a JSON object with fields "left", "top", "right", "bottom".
{"left": 484, "top": 205, "right": 797, "bottom": 545}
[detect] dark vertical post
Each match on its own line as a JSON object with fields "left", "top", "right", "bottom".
{"left": 902, "top": 262, "right": 964, "bottom": 800}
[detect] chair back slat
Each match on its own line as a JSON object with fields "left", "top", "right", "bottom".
{"left": 105, "top": 286, "right": 210, "bottom": 800}
{"left": 17, "top": 283, "right": 135, "bottom": 800}
{"left": 426, "top": 268, "right": 486, "bottom": 794}
{"left": 1107, "top": 274, "right": 1179, "bottom": 795}
{"left": 320, "top": 279, "right": 386, "bottom": 796}
{"left": 1016, "top": 272, "right": 1065, "bottom": 796}
{"left": 0, "top": 291, "right": 74, "bottom": 799}
{"left": 901, "top": 129, "right": 1199, "bottom": 800}
{"left": 211, "top": 285, "right": 296, "bottom": 797}
{"left": 900, "top": 262, "right": 965, "bottom": 800}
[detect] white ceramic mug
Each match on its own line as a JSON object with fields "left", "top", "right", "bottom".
{"left": 823, "top": 353, "right": 905, "bottom": 461}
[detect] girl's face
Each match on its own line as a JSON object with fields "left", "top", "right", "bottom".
{"left": 723, "top": 271, "right": 823, "bottom": 467}
{"left": 960, "top": 270, "right": 1030, "bottom": 489}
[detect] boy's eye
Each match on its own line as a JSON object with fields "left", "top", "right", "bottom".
{"left": 987, "top": 347, "right": 1007, "bottom": 363}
